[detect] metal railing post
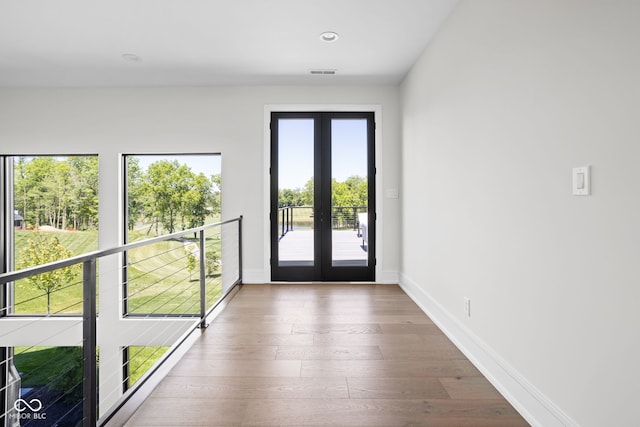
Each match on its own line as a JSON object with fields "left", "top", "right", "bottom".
{"left": 198, "top": 229, "right": 208, "bottom": 329}
{"left": 82, "top": 259, "right": 97, "bottom": 427}
{"left": 286, "top": 207, "right": 290, "bottom": 232}
{"left": 290, "top": 207, "right": 294, "bottom": 231}
{"left": 238, "top": 216, "right": 243, "bottom": 283}
{"left": 353, "top": 207, "right": 357, "bottom": 231}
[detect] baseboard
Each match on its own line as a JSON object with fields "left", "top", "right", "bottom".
{"left": 242, "top": 268, "right": 268, "bottom": 284}
{"left": 241, "top": 269, "right": 400, "bottom": 285}
{"left": 399, "top": 273, "right": 578, "bottom": 427}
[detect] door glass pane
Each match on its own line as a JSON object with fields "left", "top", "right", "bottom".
{"left": 331, "top": 119, "right": 368, "bottom": 267}
{"left": 278, "top": 119, "right": 314, "bottom": 266}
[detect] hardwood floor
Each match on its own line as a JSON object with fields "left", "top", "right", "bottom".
{"left": 125, "top": 284, "right": 529, "bottom": 426}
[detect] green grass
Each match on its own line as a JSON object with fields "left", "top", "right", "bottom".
{"left": 15, "top": 229, "right": 99, "bottom": 255}
{"left": 13, "top": 227, "right": 223, "bottom": 315}
{"left": 14, "top": 345, "right": 172, "bottom": 394}
{"left": 14, "top": 346, "right": 83, "bottom": 394}
{"left": 128, "top": 346, "right": 169, "bottom": 386}
{"left": 278, "top": 206, "right": 314, "bottom": 229}
{"left": 126, "top": 237, "right": 222, "bottom": 314}
{"left": 14, "top": 230, "right": 98, "bottom": 314}
{"left": 13, "top": 222, "right": 225, "bottom": 390}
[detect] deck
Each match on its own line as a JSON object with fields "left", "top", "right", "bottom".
{"left": 278, "top": 228, "right": 367, "bottom": 266}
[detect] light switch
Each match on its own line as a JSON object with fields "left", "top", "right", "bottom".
{"left": 572, "top": 166, "right": 590, "bottom": 196}
{"left": 386, "top": 188, "right": 399, "bottom": 199}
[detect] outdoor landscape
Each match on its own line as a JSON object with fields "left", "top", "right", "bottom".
{"left": 11, "top": 155, "right": 221, "bottom": 426}
{"left": 10, "top": 155, "right": 366, "bottom": 425}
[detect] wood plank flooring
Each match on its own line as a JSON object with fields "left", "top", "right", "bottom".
{"left": 125, "top": 284, "right": 529, "bottom": 426}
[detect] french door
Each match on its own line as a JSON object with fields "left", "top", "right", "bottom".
{"left": 270, "top": 112, "right": 375, "bottom": 281}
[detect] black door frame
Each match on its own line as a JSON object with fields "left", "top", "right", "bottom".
{"left": 270, "top": 111, "right": 375, "bottom": 282}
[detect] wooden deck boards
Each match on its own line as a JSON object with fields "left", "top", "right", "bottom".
{"left": 126, "top": 284, "right": 529, "bottom": 426}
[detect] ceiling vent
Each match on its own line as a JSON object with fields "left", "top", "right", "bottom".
{"left": 310, "top": 69, "right": 337, "bottom": 75}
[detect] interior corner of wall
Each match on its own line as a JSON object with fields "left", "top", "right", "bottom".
{"left": 398, "top": 272, "right": 579, "bottom": 427}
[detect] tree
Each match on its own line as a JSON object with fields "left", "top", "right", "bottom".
{"left": 14, "top": 157, "right": 28, "bottom": 230}
{"left": 18, "top": 233, "right": 79, "bottom": 314}
{"left": 13, "top": 156, "right": 99, "bottom": 231}
{"left": 300, "top": 177, "right": 314, "bottom": 206}
{"left": 205, "top": 249, "right": 219, "bottom": 277}
{"left": 126, "top": 157, "right": 147, "bottom": 231}
{"left": 185, "top": 247, "right": 197, "bottom": 281}
{"left": 146, "top": 161, "right": 191, "bottom": 234}
{"left": 209, "top": 173, "right": 222, "bottom": 216}
{"left": 68, "top": 156, "right": 99, "bottom": 230}
{"left": 183, "top": 173, "right": 212, "bottom": 230}
{"left": 278, "top": 188, "right": 305, "bottom": 207}
{"left": 21, "top": 157, "right": 56, "bottom": 228}
{"left": 144, "top": 160, "right": 215, "bottom": 235}
{"left": 332, "top": 175, "right": 368, "bottom": 207}
{"left": 279, "top": 175, "right": 367, "bottom": 208}
{"left": 51, "top": 160, "right": 73, "bottom": 229}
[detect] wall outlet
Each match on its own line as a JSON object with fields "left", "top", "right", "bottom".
{"left": 464, "top": 297, "right": 471, "bottom": 317}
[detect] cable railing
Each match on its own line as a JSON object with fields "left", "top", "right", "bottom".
{"left": 277, "top": 205, "right": 367, "bottom": 238}
{"left": 0, "top": 216, "right": 243, "bottom": 427}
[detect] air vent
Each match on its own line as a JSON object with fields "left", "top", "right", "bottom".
{"left": 310, "top": 69, "right": 337, "bottom": 75}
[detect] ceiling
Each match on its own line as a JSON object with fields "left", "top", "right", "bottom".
{"left": 0, "top": 0, "right": 458, "bottom": 87}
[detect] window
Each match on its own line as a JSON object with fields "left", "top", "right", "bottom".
{"left": 3, "top": 155, "right": 99, "bottom": 315}
{"left": 1, "top": 155, "right": 98, "bottom": 426}
{"left": 124, "top": 154, "right": 221, "bottom": 241}
{"left": 121, "top": 153, "right": 221, "bottom": 390}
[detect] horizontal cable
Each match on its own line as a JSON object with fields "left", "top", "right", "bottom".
{"left": 0, "top": 217, "right": 242, "bottom": 285}
{"left": 125, "top": 271, "right": 199, "bottom": 315}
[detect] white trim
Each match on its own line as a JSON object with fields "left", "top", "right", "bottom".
{"left": 399, "top": 273, "right": 579, "bottom": 427}
{"left": 0, "top": 317, "right": 193, "bottom": 347}
{"left": 263, "top": 104, "right": 383, "bottom": 282}
{"left": 0, "top": 318, "right": 82, "bottom": 346}
{"left": 242, "top": 268, "right": 269, "bottom": 284}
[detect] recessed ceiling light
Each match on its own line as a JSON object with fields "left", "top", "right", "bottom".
{"left": 122, "top": 53, "right": 141, "bottom": 62}
{"left": 320, "top": 31, "right": 339, "bottom": 43}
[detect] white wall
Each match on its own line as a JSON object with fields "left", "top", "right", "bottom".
{"left": 0, "top": 84, "right": 401, "bottom": 412}
{"left": 401, "top": 1, "right": 640, "bottom": 426}
{"left": 0, "top": 85, "right": 401, "bottom": 281}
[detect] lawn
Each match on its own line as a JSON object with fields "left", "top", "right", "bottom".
{"left": 126, "top": 233, "right": 222, "bottom": 315}
{"left": 128, "top": 346, "right": 169, "bottom": 386}
{"left": 12, "top": 346, "right": 84, "bottom": 425}
{"left": 13, "top": 346, "right": 82, "bottom": 390}
{"left": 14, "top": 345, "right": 170, "bottom": 405}
{"left": 13, "top": 227, "right": 223, "bottom": 315}
{"left": 14, "top": 229, "right": 98, "bottom": 314}
{"left": 12, "top": 223, "right": 225, "bottom": 403}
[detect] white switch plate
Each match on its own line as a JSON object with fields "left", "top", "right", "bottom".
{"left": 572, "top": 166, "right": 590, "bottom": 196}
{"left": 386, "top": 188, "right": 399, "bottom": 199}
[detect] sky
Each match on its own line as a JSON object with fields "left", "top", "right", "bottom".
{"left": 128, "top": 120, "right": 367, "bottom": 190}
{"left": 278, "top": 118, "right": 368, "bottom": 190}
